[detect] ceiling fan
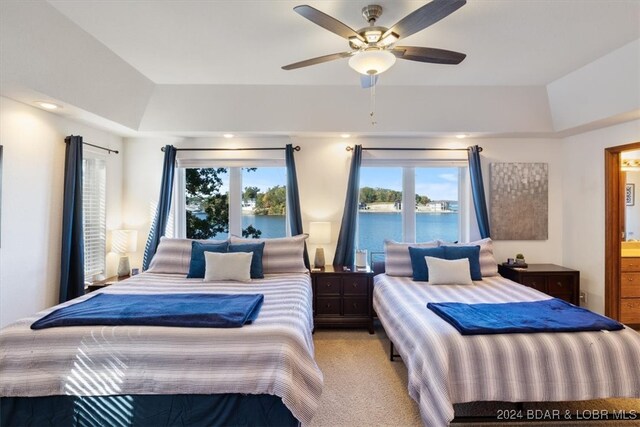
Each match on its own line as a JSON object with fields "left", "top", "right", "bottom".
{"left": 282, "top": 0, "right": 467, "bottom": 87}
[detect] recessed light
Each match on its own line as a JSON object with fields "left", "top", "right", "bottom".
{"left": 340, "top": 133, "right": 351, "bottom": 138}
{"left": 456, "top": 134, "right": 467, "bottom": 139}
{"left": 36, "top": 101, "right": 61, "bottom": 110}
{"left": 223, "top": 133, "right": 234, "bottom": 139}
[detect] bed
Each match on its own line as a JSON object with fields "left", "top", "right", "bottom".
{"left": 373, "top": 239, "right": 640, "bottom": 427}
{"left": 0, "top": 270, "right": 323, "bottom": 426}
{"left": 373, "top": 273, "right": 640, "bottom": 427}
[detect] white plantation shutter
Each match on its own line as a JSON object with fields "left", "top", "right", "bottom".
{"left": 83, "top": 157, "right": 106, "bottom": 280}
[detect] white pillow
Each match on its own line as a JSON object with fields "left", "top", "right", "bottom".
{"left": 229, "top": 234, "right": 308, "bottom": 274}
{"left": 384, "top": 239, "right": 439, "bottom": 277}
{"left": 437, "top": 238, "right": 498, "bottom": 277}
{"left": 425, "top": 256, "right": 473, "bottom": 286}
{"left": 204, "top": 252, "right": 253, "bottom": 282}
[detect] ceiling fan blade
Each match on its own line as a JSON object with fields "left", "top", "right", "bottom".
{"left": 387, "top": 0, "right": 466, "bottom": 41}
{"left": 282, "top": 51, "right": 354, "bottom": 70}
{"left": 360, "top": 74, "right": 379, "bottom": 88}
{"left": 392, "top": 46, "right": 466, "bottom": 64}
{"left": 294, "top": 5, "right": 365, "bottom": 42}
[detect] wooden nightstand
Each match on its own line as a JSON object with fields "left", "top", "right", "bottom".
{"left": 85, "top": 275, "right": 130, "bottom": 293}
{"left": 498, "top": 263, "right": 580, "bottom": 305}
{"left": 311, "top": 265, "right": 374, "bottom": 334}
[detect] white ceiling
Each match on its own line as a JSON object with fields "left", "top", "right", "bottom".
{"left": 48, "top": 0, "right": 640, "bottom": 86}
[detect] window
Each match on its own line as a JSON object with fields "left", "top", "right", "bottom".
{"left": 182, "top": 166, "right": 287, "bottom": 240}
{"left": 357, "top": 165, "right": 464, "bottom": 255}
{"left": 83, "top": 157, "right": 106, "bottom": 280}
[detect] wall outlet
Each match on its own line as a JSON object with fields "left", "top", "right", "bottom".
{"left": 579, "top": 291, "right": 588, "bottom": 305}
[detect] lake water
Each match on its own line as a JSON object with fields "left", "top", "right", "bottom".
{"left": 197, "top": 212, "right": 458, "bottom": 253}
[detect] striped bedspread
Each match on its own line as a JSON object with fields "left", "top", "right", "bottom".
{"left": 0, "top": 272, "right": 323, "bottom": 425}
{"left": 373, "top": 274, "right": 640, "bottom": 427}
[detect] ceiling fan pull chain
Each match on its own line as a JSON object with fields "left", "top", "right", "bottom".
{"left": 370, "top": 75, "right": 377, "bottom": 126}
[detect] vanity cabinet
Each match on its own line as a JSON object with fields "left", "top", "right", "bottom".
{"left": 621, "top": 257, "right": 640, "bottom": 325}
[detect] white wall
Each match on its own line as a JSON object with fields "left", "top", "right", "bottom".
{"left": 0, "top": 97, "right": 123, "bottom": 327}
{"left": 123, "top": 136, "right": 564, "bottom": 271}
{"left": 562, "top": 119, "right": 640, "bottom": 314}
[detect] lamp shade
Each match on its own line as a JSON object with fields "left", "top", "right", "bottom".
{"left": 112, "top": 230, "right": 138, "bottom": 254}
{"left": 308, "top": 222, "right": 331, "bottom": 244}
{"left": 348, "top": 49, "right": 396, "bottom": 75}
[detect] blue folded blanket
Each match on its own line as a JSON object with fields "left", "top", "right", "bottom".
{"left": 427, "top": 298, "right": 624, "bottom": 335}
{"left": 31, "top": 293, "right": 264, "bottom": 330}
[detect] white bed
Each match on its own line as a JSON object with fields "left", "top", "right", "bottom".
{"left": 373, "top": 273, "right": 640, "bottom": 427}
{"left": 0, "top": 271, "right": 323, "bottom": 425}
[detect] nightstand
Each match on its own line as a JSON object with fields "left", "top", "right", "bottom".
{"left": 498, "top": 263, "right": 580, "bottom": 305}
{"left": 85, "top": 275, "right": 130, "bottom": 293}
{"left": 311, "top": 265, "right": 374, "bottom": 334}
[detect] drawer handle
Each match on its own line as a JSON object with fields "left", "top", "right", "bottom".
{"left": 325, "top": 303, "right": 332, "bottom": 308}
{"left": 326, "top": 283, "right": 332, "bottom": 288}
{"left": 352, "top": 282, "right": 358, "bottom": 288}
{"left": 531, "top": 281, "right": 537, "bottom": 286}
{"left": 556, "top": 282, "right": 563, "bottom": 287}
{"left": 353, "top": 303, "right": 359, "bottom": 308}
{"left": 628, "top": 277, "right": 634, "bottom": 282}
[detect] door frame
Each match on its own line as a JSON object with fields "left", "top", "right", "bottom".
{"left": 605, "top": 141, "right": 640, "bottom": 319}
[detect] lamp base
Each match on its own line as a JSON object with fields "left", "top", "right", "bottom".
{"left": 117, "top": 256, "right": 131, "bottom": 277}
{"left": 314, "top": 248, "right": 325, "bottom": 269}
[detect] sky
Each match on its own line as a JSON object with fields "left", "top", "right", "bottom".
{"left": 192, "top": 166, "right": 458, "bottom": 200}
{"left": 360, "top": 167, "right": 459, "bottom": 201}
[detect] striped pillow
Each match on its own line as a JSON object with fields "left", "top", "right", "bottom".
{"left": 229, "top": 234, "right": 308, "bottom": 274}
{"left": 437, "top": 238, "right": 498, "bottom": 277}
{"left": 384, "top": 240, "right": 439, "bottom": 277}
{"left": 147, "top": 237, "right": 227, "bottom": 275}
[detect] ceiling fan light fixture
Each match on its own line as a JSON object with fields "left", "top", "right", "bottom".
{"left": 349, "top": 36, "right": 366, "bottom": 49}
{"left": 364, "top": 30, "right": 382, "bottom": 43}
{"left": 378, "top": 31, "right": 399, "bottom": 47}
{"left": 348, "top": 49, "right": 396, "bottom": 75}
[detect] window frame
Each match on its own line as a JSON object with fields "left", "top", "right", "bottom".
{"left": 359, "top": 159, "right": 471, "bottom": 246}
{"left": 174, "top": 159, "right": 289, "bottom": 239}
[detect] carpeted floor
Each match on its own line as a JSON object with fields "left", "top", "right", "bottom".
{"left": 310, "top": 324, "right": 640, "bottom": 426}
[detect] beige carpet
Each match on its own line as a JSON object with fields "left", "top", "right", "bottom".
{"left": 311, "top": 324, "right": 640, "bottom": 426}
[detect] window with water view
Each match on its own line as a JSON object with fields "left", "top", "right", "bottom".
{"left": 185, "top": 167, "right": 287, "bottom": 240}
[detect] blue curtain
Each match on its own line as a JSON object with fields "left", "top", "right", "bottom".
{"left": 285, "top": 144, "right": 310, "bottom": 268}
{"left": 143, "top": 145, "right": 177, "bottom": 270}
{"left": 59, "top": 136, "right": 85, "bottom": 303}
{"left": 468, "top": 145, "right": 491, "bottom": 238}
{"left": 333, "top": 145, "right": 362, "bottom": 266}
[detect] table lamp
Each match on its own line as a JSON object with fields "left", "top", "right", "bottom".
{"left": 309, "top": 222, "right": 331, "bottom": 269}
{"left": 112, "top": 229, "right": 138, "bottom": 277}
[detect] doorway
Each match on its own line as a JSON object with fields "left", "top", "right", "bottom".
{"left": 604, "top": 141, "right": 640, "bottom": 323}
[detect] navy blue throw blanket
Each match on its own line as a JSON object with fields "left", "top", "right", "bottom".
{"left": 427, "top": 298, "right": 624, "bottom": 335}
{"left": 31, "top": 293, "right": 264, "bottom": 330}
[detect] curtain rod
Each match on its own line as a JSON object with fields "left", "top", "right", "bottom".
{"left": 161, "top": 146, "right": 301, "bottom": 152}
{"left": 345, "top": 146, "right": 481, "bottom": 152}
{"left": 65, "top": 139, "right": 119, "bottom": 154}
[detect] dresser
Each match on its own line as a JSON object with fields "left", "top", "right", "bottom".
{"left": 311, "top": 265, "right": 374, "bottom": 334}
{"left": 498, "top": 263, "right": 580, "bottom": 305}
{"left": 621, "top": 257, "right": 640, "bottom": 325}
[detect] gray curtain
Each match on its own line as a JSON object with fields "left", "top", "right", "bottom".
{"left": 143, "top": 145, "right": 177, "bottom": 270}
{"left": 468, "top": 145, "right": 490, "bottom": 238}
{"left": 333, "top": 145, "right": 362, "bottom": 266}
{"left": 285, "top": 144, "right": 310, "bottom": 268}
{"left": 59, "top": 135, "right": 85, "bottom": 302}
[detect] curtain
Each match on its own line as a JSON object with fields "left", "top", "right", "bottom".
{"left": 333, "top": 145, "right": 362, "bottom": 266}
{"left": 285, "top": 144, "right": 310, "bottom": 268}
{"left": 468, "top": 145, "right": 491, "bottom": 238}
{"left": 143, "top": 145, "right": 177, "bottom": 270}
{"left": 59, "top": 135, "right": 85, "bottom": 302}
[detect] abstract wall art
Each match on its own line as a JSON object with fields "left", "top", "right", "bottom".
{"left": 490, "top": 162, "right": 548, "bottom": 240}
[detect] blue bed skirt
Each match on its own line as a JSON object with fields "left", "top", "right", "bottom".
{"left": 0, "top": 394, "right": 298, "bottom": 427}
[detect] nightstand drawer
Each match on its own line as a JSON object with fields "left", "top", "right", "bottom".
{"left": 621, "top": 298, "right": 640, "bottom": 324}
{"left": 622, "top": 258, "right": 640, "bottom": 272}
{"left": 316, "top": 297, "right": 341, "bottom": 315}
{"left": 343, "top": 277, "right": 368, "bottom": 295}
{"left": 316, "top": 276, "right": 341, "bottom": 295}
{"left": 621, "top": 273, "right": 640, "bottom": 298}
{"left": 521, "top": 275, "right": 547, "bottom": 292}
{"left": 547, "top": 275, "right": 573, "bottom": 295}
{"left": 343, "top": 297, "right": 368, "bottom": 316}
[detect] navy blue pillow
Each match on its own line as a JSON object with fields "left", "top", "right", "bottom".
{"left": 187, "top": 241, "right": 229, "bottom": 278}
{"left": 442, "top": 245, "right": 482, "bottom": 280}
{"left": 228, "top": 242, "right": 265, "bottom": 279}
{"left": 408, "top": 246, "right": 446, "bottom": 281}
